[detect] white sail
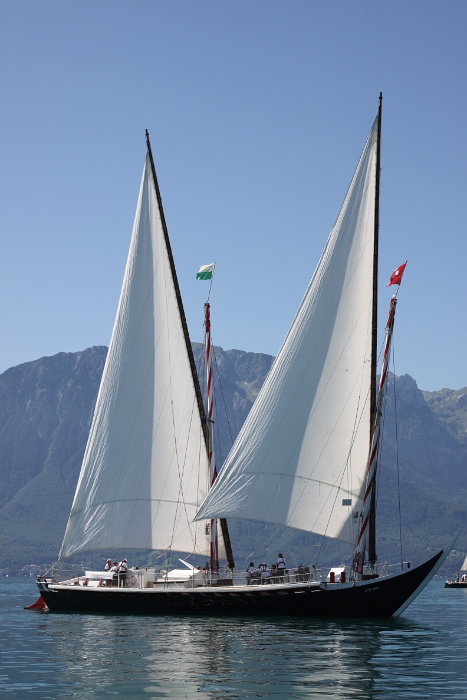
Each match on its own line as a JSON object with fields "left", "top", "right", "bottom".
{"left": 196, "top": 117, "right": 379, "bottom": 545}
{"left": 60, "top": 155, "right": 209, "bottom": 559}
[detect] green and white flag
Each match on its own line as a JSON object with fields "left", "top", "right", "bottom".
{"left": 196, "top": 263, "right": 215, "bottom": 280}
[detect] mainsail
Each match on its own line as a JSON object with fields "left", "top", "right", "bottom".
{"left": 60, "top": 153, "right": 210, "bottom": 559}
{"left": 196, "top": 116, "right": 379, "bottom": 546}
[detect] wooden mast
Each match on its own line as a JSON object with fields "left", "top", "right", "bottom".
{"left": 145, "top": 130, "right": 235, "bottom": 570}
{"left": 368, "top": 93, "right": 382, "bottom": 567}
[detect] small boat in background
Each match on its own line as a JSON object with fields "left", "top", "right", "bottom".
{"left": 445, "top": 555, "right": 467, "bottom": 588}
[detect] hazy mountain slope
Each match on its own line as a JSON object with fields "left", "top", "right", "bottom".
{"left": 0, "top": 346, "right": 465, "bottom": 573}
{"left": 0, "top": 348, "right": 106, "bottom": 568}
{"left": 422, "top": 385, "right": 467, "bottom": 443}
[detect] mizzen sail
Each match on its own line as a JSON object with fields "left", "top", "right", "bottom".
{"left": 196, "top": 116, "right": 379, "bottom": 545}
{"left": 60, "top": 154, "right": 209, "bottom": 559}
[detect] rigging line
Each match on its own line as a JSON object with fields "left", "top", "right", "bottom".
{"left": 248, "top": 520, "right": 258, "bottom": 560}
{"left": 319, "top": 426, "right": 362, "bottom": 552}
{"left": 312, "top": 520, "right": 327, "bottom": 567}
{"left": 212, "top": 342, "right": 235, "bottom": 448}
{"left": 373, "top": 380, "right": 387, "bottom": 541}
{"left": 347, "top": 340, "right": 386, "bottom": 548}
{"left": 345, "top": 311, "right": 375, "bottom": 543}
{"left": 141, "top": 321, "right": 200, "bottom": 544}
{"left": 214, "top": 399, "right": 223, "bottom": 469}
{"left": 365, "top": 330, "right": 388, "bottom": 543}
{"left": 312, "top": 367, "right": 378, "bottom": 562}
{"left": 345, "top": 333, "right": 386, "bottom": 552}
{"left": 195, "top": 412, "right": 204, "bottom": 519}
{"left": 392, "top": 342, "right": 403, "bottom": 569}
{"left": 312, "top": 403, "right": 367, "bottom": 569}
{"left": 146, "top": 396, "right": 200, "bottom": 552}
{"left": 208, "top": 344, "right": 224, "bottom": 465}
{"left": 345, "top": 362, "right": 365, "bottom": 543}
{"left": 196, "top": 342, "right": 206, "bottom": 414}
{"left": 169, "top": 393, "right": 200, "bottom": 554}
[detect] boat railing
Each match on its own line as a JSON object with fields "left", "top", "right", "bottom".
{"left": 230, "top": 566, "right": 320, "bottom": 587}
{"left": 53, "top": 565, "right": 325, "bottom": 589}
{"left": 37, "top": 568, "right": 85, "bottom": 585}
{"left": 49, "top": 560, "right": 414, "bottom": 589}
{"left": 382, "top": 561, "right": 412, "bottom": 574}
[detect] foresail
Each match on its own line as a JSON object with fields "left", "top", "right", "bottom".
{"left": 60, "top": 155, "right": 209, "bottom": 559}
{"left": 196, "top": 117, "right": 379, "bottom": 546}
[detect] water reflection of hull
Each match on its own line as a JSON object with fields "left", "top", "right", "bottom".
{"left": 39, "top": 550, "right": 443, "bottom": 618}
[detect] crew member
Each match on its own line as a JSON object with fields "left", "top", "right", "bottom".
{"left": 110, "top": 562, "right": 119, "bottom": 586}
{"left": 259, "top": 563, "right": 270, "bottom": 584}
{"left": 277, "top": 553, "right": 286, "bottom": 578}
{"left": 246, "top": 562, "right": 256, "bottom": 585}
{"left": 118, "top": 558, "right": 129, "bottom": 587}
{"left": 104, "top": 559, "right": 112, "bottom": 571}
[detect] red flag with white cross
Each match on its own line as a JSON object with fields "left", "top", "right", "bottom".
{"left": 387, "top": 262, "right": 407, "bottom": 287}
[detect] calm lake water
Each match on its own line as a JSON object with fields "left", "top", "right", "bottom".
{"left": 0, "top": 577, "right": 466, "bottom": 699}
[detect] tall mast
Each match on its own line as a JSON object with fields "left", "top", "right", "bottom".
{"left": 368, "top": 93, "right": 382, "bottom": 566}
{"left": 204, "top": 301, "right": 219, "bottom": 574}
{"left": 145, "top": 131, "right": 235, "bottom": 570}
{"left": 354, "top": 293, "right": 397, "bottom": 578}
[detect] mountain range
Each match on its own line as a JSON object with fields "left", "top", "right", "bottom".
{"left": 0, "top": 345, "right": 466, "bottom": 575}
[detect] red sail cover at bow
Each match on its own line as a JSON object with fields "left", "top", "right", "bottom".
{"left": 387, "top": 262, "right": 406, "bottom": 287}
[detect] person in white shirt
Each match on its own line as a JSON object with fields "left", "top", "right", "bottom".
{"left": 118, "top": 558, "right": 129, "bottom": 587}
{"left": 110, "top": 562, "right": 119, "bottom": 586}
{"left": 104, "top": 559, "right": 112, "bottom": 571}
{"left": 246, "top": 562, "right": 256, "bottom": 585}
{"left": 259, "top": 563, "right": 270, "bottom": 584}
{"left": 276, "top": 553, "right": 286, "bottom": 578}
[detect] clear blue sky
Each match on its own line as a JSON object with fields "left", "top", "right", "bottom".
{"left": 0, "top": 1, "right": 465, "bottom": 391}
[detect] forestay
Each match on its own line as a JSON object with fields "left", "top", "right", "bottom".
{"left": 196, "top": 117, "right": 379, "bottom": 545}
{"left": 60, "top": 155, "right": 209, "bottom": 558}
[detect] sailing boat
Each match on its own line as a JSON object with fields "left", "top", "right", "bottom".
{"left": 36, "top": 96, "right": 457, "bottom": 617}
{"left": 445, "top": 554, "right": 467, "bottom": 588}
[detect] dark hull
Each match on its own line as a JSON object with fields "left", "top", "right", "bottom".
{"left": 445, "top": 581, "right": 467, "bottom": 588}
{"left": 39, "top": 549, "right": 446, "bottom": 619}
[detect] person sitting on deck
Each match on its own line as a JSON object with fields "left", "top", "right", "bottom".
{"left": 277, "top": 553, "right": 286, "bottom": 578}
{"left": 246, "top": 562, "right": 256, "bottom": 585}
{"left": 259, "top": 563, "right": 270, "bottom": 584}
